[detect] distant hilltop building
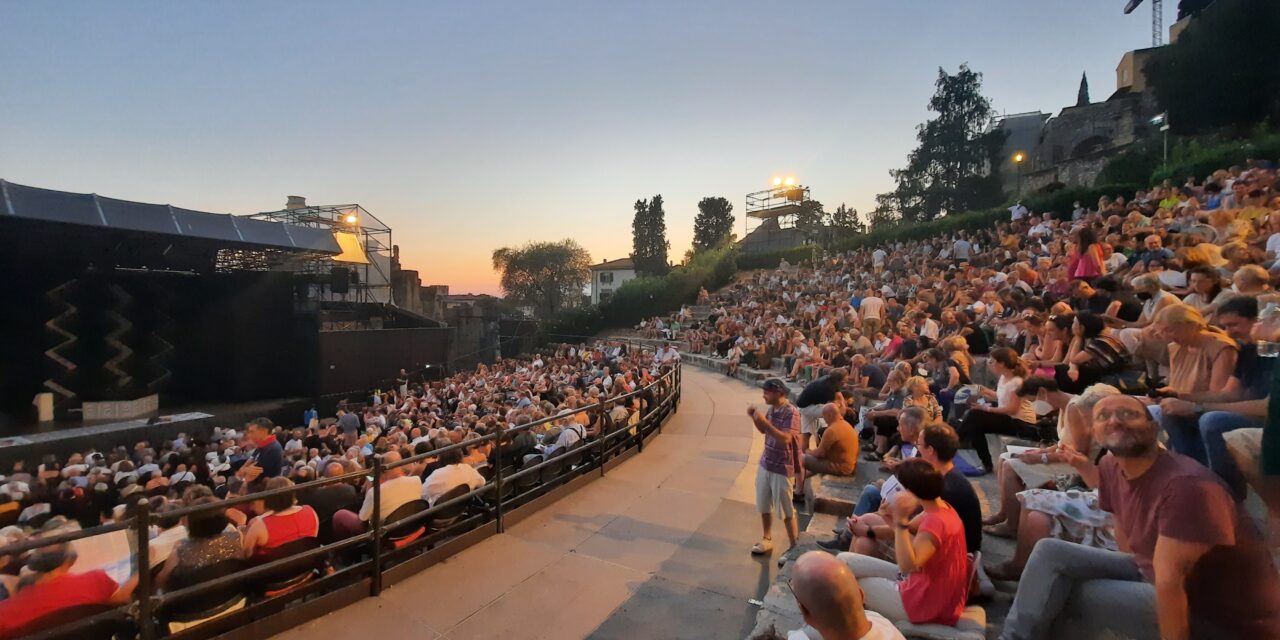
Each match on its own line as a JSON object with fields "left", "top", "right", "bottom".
{"left": 988, "top": 8, "right": 1212, "bottom": 195}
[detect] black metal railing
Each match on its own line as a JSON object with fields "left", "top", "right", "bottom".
{"left": 4, "top": 361, "right": 681, "bottom": 640}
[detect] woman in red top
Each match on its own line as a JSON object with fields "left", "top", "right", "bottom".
{"left": 839, "top": 458, "right": 970, "bottom": 626}
{"left": 0, "top": 543, "right": 136, "bottom": 638}
{"left": 242, "top": 477, "right": 319, "bottom": 558}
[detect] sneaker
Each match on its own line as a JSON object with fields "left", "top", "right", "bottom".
{"left": 751, "top": 539, "right": 773, "bottom": 555}
{"left": 816, "top": 538, "right": 845, "bottom": 552}
{"left": 778, "top": 546, "right": 797, "bottom": 567}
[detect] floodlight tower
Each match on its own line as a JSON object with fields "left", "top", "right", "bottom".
{"left": 745, "top": 176, "right": 810, "bottom": 238}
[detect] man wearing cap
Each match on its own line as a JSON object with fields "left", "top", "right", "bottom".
{"left": 748, "top": 378, "right": 803, "bottom": 563}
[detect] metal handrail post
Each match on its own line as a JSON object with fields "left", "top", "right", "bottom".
{"left": 135, "top": 498, "right": 155, "bottom": 640}
{"left": 596, "top": 399, "right": 607, "bottom": 477}
{"left": 370, "top": 455, "right": 384, "bottom": 596}
{"left": 494, "top": 449, "right": 506, "bottom": 533}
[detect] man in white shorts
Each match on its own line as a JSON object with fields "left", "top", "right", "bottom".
{"left": 748, "top": 378, "right": 803, "bottom": 566}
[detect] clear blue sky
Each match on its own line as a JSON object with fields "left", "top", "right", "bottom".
{"left": 0, "top": 1, "right": 1163, "bottom": 294}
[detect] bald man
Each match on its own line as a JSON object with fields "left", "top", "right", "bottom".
{"left": 788, "top": 551, "right": 904, "bottom": 640}
{"left": 804, "top": 403, "right": 858, "bottom": 477}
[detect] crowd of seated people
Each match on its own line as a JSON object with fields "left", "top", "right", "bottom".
{"left": 0, "top": 341, "right": 668, "bottom": 636}
{"left": 642, "top": 163, "right": 1280, "bottom": 639}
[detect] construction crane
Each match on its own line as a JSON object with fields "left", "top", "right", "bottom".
{"left": 1123, "top": 0, "right": 1164, "bottom": 47}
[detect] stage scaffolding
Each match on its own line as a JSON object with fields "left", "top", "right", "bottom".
{"left": 744, "top": 184, "right": 811, "bottom": 237}
{"left": 248, "top": 204, "right": 394, "bottom": 304}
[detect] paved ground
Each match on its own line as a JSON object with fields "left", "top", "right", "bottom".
{"left": 270, "top": 367, "right": 785, "bottom": 640}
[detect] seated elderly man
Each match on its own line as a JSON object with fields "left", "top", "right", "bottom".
{"left": 803, "top": 403, "right": 859, "bottom": 478}
{"left": 422, "top": 444, "right": 486, "bottom": 506}
{"left": 786, "top": 550, "right": 904, "bottom": 640}
{"left": 1000, "top": 394, "right": 1280, "bottom": 640}
{"left": 331, "top": 450, "right": 422, "bottom": 539}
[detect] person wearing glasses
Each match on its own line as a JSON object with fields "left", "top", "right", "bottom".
{"left": 1000, "top": 394, "right": 1280, "bottom": 640}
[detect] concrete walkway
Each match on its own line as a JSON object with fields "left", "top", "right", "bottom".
{"left": 270, "top": 367, "right": 777, "bottom": 640}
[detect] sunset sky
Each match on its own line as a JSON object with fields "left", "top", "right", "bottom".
{"left": 1, "top": 1, "right": 1162, "bottom": 295}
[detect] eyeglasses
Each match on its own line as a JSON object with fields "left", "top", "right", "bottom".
{"left": 1094, "top": 408, "right": 1147, "bottom": 422}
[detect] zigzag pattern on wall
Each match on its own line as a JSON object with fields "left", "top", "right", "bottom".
{"left": 44, "top": 280, "right": 78, "bottom": 404}
{"left": 147, "top": 282, "right": 174, "bottom": 392}
{"left": 104, "top": 284, "right": 134, "bottom": 388}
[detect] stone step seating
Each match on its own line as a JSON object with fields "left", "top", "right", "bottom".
{"left": 688, "top": 304, "right": 713, "bottom": 321}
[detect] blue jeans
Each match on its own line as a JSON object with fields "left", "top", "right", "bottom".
{"left": 1200, "top": 411, "right": 1261, "bottom": 498}
{"left": 1158, "top": 409, "right": 1260, "bottom": 498}
{"left": 854, "top": 484, "right": 881, "bottom": 516}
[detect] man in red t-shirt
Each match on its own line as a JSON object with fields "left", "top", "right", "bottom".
{"left": 1001, "top": 394, "right": 1280, "bottom": 640}
{"left": 0, "top": 544, "right": 136, "bottom": 637}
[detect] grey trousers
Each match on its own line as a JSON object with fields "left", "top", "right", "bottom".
{"left": 1001, "top": 538, "right": 1158, "bottom": 640}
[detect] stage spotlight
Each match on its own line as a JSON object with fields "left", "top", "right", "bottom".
{"left": 772, "top": 176, "right": 782, "bottom": 186}
{"left": 784, "top": 177, "right": 796, "bottom": 186}
{"left": 344, "top": 213, "right": 358, "bottom": 224}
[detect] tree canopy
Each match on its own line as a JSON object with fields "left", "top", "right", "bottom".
{"left": 872, "top": 64, "right": 1006, "bottom": 226}
{"left": 1145, "top": 0, "right": 1280, "bottom": 135}
{"left": 491, "top": 239, "right": 591, "bottom": 318}
{"left": 691, "top": 196, "right": 735, "bottom": 252}
{"left": 632, "top": 194, "right": 670, "bottom": 276}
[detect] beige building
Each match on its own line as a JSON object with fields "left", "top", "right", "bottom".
{"left": 589, "top": 257, "right": 637, "bottom": 305}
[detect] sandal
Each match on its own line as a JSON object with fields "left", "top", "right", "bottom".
{"left": 985, "top": 561, "right": 1023, "bottom": 581}
{"left": 863, "top": 451, "right": 884, "bottom": 462}
{"left": 983, "top": 523, "right": 1017, "bottom": 539}
{"left": 751, "top": 539, "right": 774, "bottom": 555}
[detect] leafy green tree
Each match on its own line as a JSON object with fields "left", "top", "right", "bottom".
{"left": 793, "top": 199, "right": 827, "bottom": 244}
{"left": 491, "top": 239, "right": 591, "bottom": 318}
{"left": 829, "top": 203, "right": 865, "bottom": 236}
{"left": 691, "top": 196, "right": 735, "bottom": 251}
{"left": 632, "top": 194, "right": 670, "bottom": 276}
{"left": 1145, "top": 0, "right": 1280, "bottom": 135}
{"left": 874, "top": 64, "right": 1006, "bottom": 223}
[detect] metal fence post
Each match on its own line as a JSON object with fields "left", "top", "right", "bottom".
{"left": 370, "top": 454, "right": 384, "bottom": 596}
{"left": 135, "top": 498, "right": 155, "bottom": 640}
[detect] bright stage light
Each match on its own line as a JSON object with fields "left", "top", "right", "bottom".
{"left": 1012, "top": 152, "right": 1026, "bottom": 164}
{"left": 344, "top": 213, "right": 359, "bottom": 224}
{"left": 784, "top": 177, "right": 796, "bottom": 186}
{"left": 772, "top": 177, "right": 782, "bottom": 186}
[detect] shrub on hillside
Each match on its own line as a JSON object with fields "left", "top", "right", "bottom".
{"left": 735, "top": 245, "right": 817, "bottom": 271}
{"left": 1149, "top": 130, "right": 1280, "bottom": 185}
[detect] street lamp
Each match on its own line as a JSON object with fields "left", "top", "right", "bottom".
{"left": 1012, "top": 152, "right": 1026, "bottom": 196}
{"left": 1151, "top": 113, "right": 1170, "bottom": 166}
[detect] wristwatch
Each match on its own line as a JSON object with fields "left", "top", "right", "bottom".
{"left": 1040, "top": 453, "right": 1049, "bottom": 464}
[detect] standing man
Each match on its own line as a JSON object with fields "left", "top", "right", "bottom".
{"left": 237, "top": 417, "right": 283, "bottom": 487}
{"left": 749, "top": 378, "right": 803, "bottom": 565}
{"left": 337, "top": 406, "right": 361, "bottom": 449}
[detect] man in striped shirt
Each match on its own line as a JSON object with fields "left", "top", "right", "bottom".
{"left": 749, "top": 378, "right": 803, "bottom": 564}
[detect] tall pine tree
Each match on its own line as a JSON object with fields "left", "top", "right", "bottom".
{"left": 691, "top": 196, "right": 735, "bottom": 252}
{"left": 632, "top": 195, "right": 670, "bottom": 276}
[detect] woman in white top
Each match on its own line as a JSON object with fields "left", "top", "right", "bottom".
{"left": 954, "top": 347, "right": 1037, "bottom": 474}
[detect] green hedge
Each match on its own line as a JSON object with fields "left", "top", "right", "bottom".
{"left": 1149, "top": 130, "right": 1280, "bottom": 184}
{"left": 540, "top": 244, "right": 738, "bottom": 341}
{"left": 828, "top": 183, "right": 1141, "bottom": 253}
{"left": 735, "top": 245, "right": 818, "bottom": 271}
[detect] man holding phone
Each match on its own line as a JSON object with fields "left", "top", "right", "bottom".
{"left": 748, "top": 378, "right": 802, "bottom": 565}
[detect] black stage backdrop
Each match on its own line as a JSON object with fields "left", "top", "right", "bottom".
{"left": 318, "top": 328, "right": 451, "bottom": 398}
{"left": 0, "top": 268, "right": 318, "bottom": 425}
